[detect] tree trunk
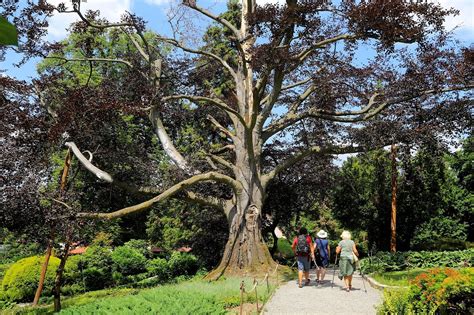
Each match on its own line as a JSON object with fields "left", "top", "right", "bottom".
{"left": 53, "top": 242, "right": 70, "bottom": 312}
{"left": 206, "top": 188, "right": 276, "bottom": 279}
{"left": 33, "top": 149, "right": 72, "bottom": 305}
{"left": 33, "top": 239, "right": 53, "bottom": 305}
{"left": 390, "top": 144, "right": 397, "bottom": 252}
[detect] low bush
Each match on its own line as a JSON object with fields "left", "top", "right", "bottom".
{"left": 79, "top": 246, "right": 113, "bottom": 291}
{"left": 361, "top": 248, "right": 473, "bottom": 274}
{"left": 58, "top": 277, "right": 274, "bottom": 314}
{"left": 168, "top": 252, "right": 199, "bottom": 277}
{"left": 377, "top": 267, "right": 474, "bottom": 315}
{"left": 146, "top": 258, "right": 169, "bottom": 281}
{"left": 122, "top": 239, "right": 149, "bottom": 258}
{"left": 111, "top": 246, "right": 147, "bottom": 276}
{"left": 0, "top": 256, "right": 60, "bottom": 302}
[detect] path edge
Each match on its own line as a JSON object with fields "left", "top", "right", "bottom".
{"left": 362, "top": 274, "right": 408, "bottom": 291}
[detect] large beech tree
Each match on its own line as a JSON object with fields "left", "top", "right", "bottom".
{"left": 3, "top": 0, "right": 473, "bottom": 277}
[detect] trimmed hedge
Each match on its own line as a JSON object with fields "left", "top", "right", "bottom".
{"left": 361, "top": 249, "right": 473, "bottom": 274}
{"left": 0, "top": 256, "right": 60, "bottom": 302}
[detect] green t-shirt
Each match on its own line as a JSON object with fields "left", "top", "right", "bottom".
{"left": 338, "top": 240, "right": 355, "bottom": 258}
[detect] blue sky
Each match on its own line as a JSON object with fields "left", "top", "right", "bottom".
{"left": 2, "top": 0, "right": 473, "bottom": 81}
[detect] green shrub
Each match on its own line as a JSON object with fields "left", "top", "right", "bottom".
{"left": 146, "top": 258, "right": 169, "bottom": 281}
{"left": 79, "top": 246, "right": 113, "bottom": 290}
{"left": 409, "top": 267, "right": 474, "bottom": 314}
{"left": 0, "top": 255, "right": 60, "bottom": 302}
{"left": 273, "top": 238, "right": 295, "bottom": 265}
{"left": 123, "top": 239, "right": 149, "bottom": 257}
{"left": 168, "top": 252, "right": 199, "bottom": 277}
{"left": 377, "top": 289, "right": 413, "bottom": 314}
{"left": 361, "top": 248, "right": 474, "bottom": 274}
{"left": 0, "top": 236, "right": 42, "bottom": 264}
{"left": 377, "top": 268, "right": 474, "bottom": 315}
{"left": 111, "top": 246, "right": 147, "bottom": 276}
{"left": 61, "top": 283, "right": 84, "bottom": 296}
{"left": 411, "top": 217, "right": 468, "bottom": 251}
{"left": 63, "top": 255, "right": 83, "bottom": 285}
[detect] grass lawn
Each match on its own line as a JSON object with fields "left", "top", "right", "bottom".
{"left": 3, "top": 276, "right": 278, "bottom": 315}
{"left": 371, "top": 269, "right": 428, "bottom": 287}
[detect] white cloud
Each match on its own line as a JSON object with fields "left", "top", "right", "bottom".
{"left": 145, "top": 0, "right": 173, "bottom": 5}
{"left": 438, "top": 0, "right": 474, "bottom": 36}
{"left": 46, "top": 0, "right": 132, "bottom": 40}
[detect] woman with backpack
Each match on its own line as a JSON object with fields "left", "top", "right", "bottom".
{"left": 314, "top": 229, "right": 330, "bottom": 284}
{"left": 291, "top": 227, "right": 315, "bottom": 288}
{"left": 336, "top": 230, "right": 359, "bottom": 292}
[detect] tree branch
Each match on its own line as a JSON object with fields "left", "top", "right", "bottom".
{"left": 77, "top": 171, "right": 241, "bottom": 219}
{"left": 65, "top": 142, "right": 113, "bottom": 182}
{"left": 149, "top": 107, "right": 195, "bottom": 174}
{"left": 182, "top": 190, "right": 225, "bottom": 210}
{"left": 157, "top": 36, "right": 237, "bottom": 81}
{"left": 46, "top": 56, "right": 133, "bottom": 68}
{"left": 263, "top": 85, "right": 474, "bottom": 141}
{"left": 183, "top": 1, "right": 240, "bottom": 41}
{"left": 207, "top": 114, "right": 235, "bottom": 140}
{"left": 162, "top": 94, "right": 245, "bottom": 125}
{"left": 262, "top": 144, "right": 368, "bottom": 188}
{"left": 294, "top": 34, "right": 356, "bottom": 66}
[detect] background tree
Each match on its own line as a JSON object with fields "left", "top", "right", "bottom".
{"left": 2, "top": 0, "right": 473, "bottom": 277}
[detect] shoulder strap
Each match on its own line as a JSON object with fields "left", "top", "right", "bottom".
{"left": 318, "top": 239, "right": 328, "bottom": 257}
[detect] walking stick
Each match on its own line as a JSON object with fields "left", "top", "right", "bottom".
{"left": 359, "top": 259, "right": 368, "bottom": 293}
{"left": 331, "top": 254, "right": 338, "bottom": 288}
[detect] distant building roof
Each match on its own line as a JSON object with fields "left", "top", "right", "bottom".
{"left": 69, "top": 246, "right": 88, "bottom": 255}
{"left": 150, "top": 246, "right": 164, "bottom": 253}
{"left": 176, "top": 246, "right": 192, "bottom": 253}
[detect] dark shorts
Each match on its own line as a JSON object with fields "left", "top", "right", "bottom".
{"left": 297, "top": 255, "right": 310, "bottom": 272}
{"left": 315, "top": 254, "right": 329, "bottom": 268}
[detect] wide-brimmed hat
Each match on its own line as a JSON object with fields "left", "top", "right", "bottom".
{"left": 317, "top": 230, "right": 328, "bottom": 238}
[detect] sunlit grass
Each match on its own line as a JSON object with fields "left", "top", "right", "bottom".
{"left": 371, "top": 268, "right": 428, "bottom": 287}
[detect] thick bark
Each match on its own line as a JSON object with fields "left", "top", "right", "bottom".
{"left": 207, "top": 201, "right": 275, "bottom": 279}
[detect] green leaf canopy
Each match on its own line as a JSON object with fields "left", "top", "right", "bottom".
{"left": 0, "top": 16, "right": 18, "bottom": 46}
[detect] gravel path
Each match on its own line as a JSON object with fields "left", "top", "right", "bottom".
{"left": 264, "top": 269, "right": 382, "bottom": 315}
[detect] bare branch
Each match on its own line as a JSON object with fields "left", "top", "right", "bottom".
{"left": 149, "top": 107, "right": 195, "bottom": 174}
{"left": 46, "top": 56, "right": 133, "bottom": 68}
{"left": 183, "top": 190, "right": 225, "bottom": 210}
{"left": 207, "top": 114, "right": 235, "bottom": 140}
{"left": 262, "top": 144, "right": 368, "bottom": 187}
{"left": 121, "top": 28, "right": 149, "bottom": 62}
{"left": 67, "top": 4, "right": 134, "bottom": 30}
{"left": 65, "top": 142, "right": 113, "bottom": 182}
{"left": 208, "top": 154, "right": 235, "bottom": 171}
{"left": 210, "top": 144, "right": 235, "bottom": 155}
{"left": 263, "top": 85, "right": 474, "bottom": 141}
{"left": 157, "top": 36, "right": 237, "bottom": 81}
{"left": 183, "top": 1, "right": 240, "bottom": 40}
{"left": 294, "top": 34, "right": 356, "bottom": 66}
{"left": 52, "top": 199, "right": 72, "bottom": 209}
{"left": 162, "top": 94, "right": 245, "bottom": 125}
{"left": 77, "top": 171, "right": 241, "bottom": 219}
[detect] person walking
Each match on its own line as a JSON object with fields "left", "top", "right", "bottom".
{"left": 314, "top": 229, "right": 330, "bottom": 284}
{"left": 292, "top": 227, "right": 314, "bottom": 288}
{"left": 335, "top": 230, "right": 358, "bottom": 292}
